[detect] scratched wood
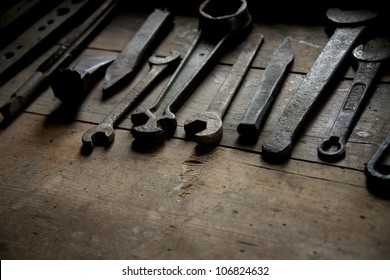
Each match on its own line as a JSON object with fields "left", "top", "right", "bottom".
{"left": 0, "top": 7, "right": 390, "bottom": 260}
{"left": 0, "top": 113, "right": 389, "bottom": 259}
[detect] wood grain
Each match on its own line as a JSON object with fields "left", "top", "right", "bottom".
{"left": 0, "top": 8, "right": 389, "bottom": 260}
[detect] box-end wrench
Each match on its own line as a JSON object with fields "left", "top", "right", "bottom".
{"left": 183, "top": 32, "right": 263, "bottom": 145}
{"left": 81, "top": 51, "right": 180, "bottom": 153}
{"left": 130, "top": 0, "right": 252, "bottom": 143}
{"left": 365, "top": 134, "right": 390, "bottom": 192}
{"left": 261, "top": 8, "right": 378, "bottom": 162}
{"left": 237, "top": 38, "right": 294, "bottom": 139}
{"left": 318, "top": 36, "right": 390, "bottom": 162}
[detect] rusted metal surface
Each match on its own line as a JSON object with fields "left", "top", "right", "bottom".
{"left": 184, "top": 32, "right": 263, "bottom": 145}
{"left": 81, "top": 51, "right": 181, "bottom": 153}
{"left": 237, "top": 38, "right": 294, "bottom": 139}
{"left": 318, "top": 36, "right": 390, "bottom": 162}
{"left": 51, "top": 55, "right": 116, "bottom": 102}
{"left": 131, "top": 0, "right": 252, "bottom": 143}
{"left": 261, "top": 8, "right": 378, "bottom": 163}
{"left": 366, "top": 134, "right": 390, "bottom": 195}
{"left": 0, "top": 0, "right": 103, "bottom": 86}
{"left": 0, "top": 0, "right": 119, "bottom": 126}
{"left": 102, "top": 8, "right": 174, "bottom": 95}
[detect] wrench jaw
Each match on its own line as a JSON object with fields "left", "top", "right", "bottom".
{"left": 81, "top": 124, "right": 115, "bottom": 154}
{"left": 131, "top": 109, "right": 176, "bottom": 143}
{"left": 365, "top": 135, "right": 390, "bottom": 198}
{"left": 317, "top": 136, "right": 346, "bottom": 162}
{"left": 184, "top": 112, "right": 223, "bottom": 145}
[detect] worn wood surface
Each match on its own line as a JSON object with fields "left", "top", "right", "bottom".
{"left": 0, "top": 8, "right": 390, "bottom": 260}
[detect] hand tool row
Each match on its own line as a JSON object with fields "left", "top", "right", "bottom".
{"left": 0, "top": 0, "right": 388, "bottom": 188}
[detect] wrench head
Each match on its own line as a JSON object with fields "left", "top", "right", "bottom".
{"left": 82, "top": 124, "right": 115, "bottom": 152}
{"left": 149, "top": 50, "right": 181, "bottom": 66}
{"left": 184, "top": 111, "right": 223, "bottom": 145}
{"left": 131, "top": 109, "right": 177, "bottom": 142}
{"left": 353, "top": 37, "right": 390, "bottom": 62}
{"left": 326, "top": 8, "right": 378, "bottom": 25}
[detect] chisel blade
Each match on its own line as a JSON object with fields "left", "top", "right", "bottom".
{"left": 102, "top": 8, "right": 174, "bottom": 95}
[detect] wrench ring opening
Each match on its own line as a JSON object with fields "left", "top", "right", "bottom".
{"left": 318, "top": 136, "right": 346, "bottom": 162}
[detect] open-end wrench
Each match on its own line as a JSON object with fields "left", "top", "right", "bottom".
{"left": 183, "top": 32, "right": 263, "bottom": 145}
{"left": 51, "top": 55, "right": 115, "bottom": 103}
{"left": 237, "top": 38, "right": 294, "bottom": 139}
{"left": 318, "top": 37, "right": 390, "bottom": 162}
{"left": 261, "top": 8, "right": 378, "bottom": 162}
{"left": 365, "top": 133, "right": 390, "bottom": 189}
{"left": 130, "top": 0, "right": 252, "bottom": 143}
{"left": 81, "top": 51, "right": 180, "bottom": 152}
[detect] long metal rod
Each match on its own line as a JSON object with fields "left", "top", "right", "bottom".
{"left": 0, "top": 0, "right": 118, "bottom": 126}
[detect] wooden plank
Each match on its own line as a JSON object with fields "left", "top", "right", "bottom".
{"left": 0, "top": 113, "right": 389, "bottom": 259}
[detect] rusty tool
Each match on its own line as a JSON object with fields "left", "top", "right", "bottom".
{"left": 131, "top": 0, "right": 252, "bottom": 143}
{"left": 261, "top": 8, "right": 378, "bottom": 162}
{"left": 365, "top": 133, "right": 390, "bottom": 189}
{"left": 184, "top": 32, "right": 263, "bottom": 145}
{"left": 318, "top": 37, "right": 390, "bottom": 162}
{"left": 0, "top": 0, "right": 118, "bottom": 126}
{"left": 102, "top": 8, "right": 174, "bottom": 95}
{"left": 237, "top": 38, "right": 294, "bottom": 139}
{"left": 82, "top": 51, "right": 181, "bottom": 152}
{"left": 51, "top": 55, "right": 116, "bottom": 103}
{"left": 0, "top": 0, "right": 102, "bottom": 86}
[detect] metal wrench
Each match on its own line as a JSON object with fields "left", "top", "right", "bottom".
{"left": 237, "top": 38, "right": 294, "bottom": 139}
{"left": 184, "top": 32, "right": 263, "bottom": 145}
{"left": 261, "top": 8, "right": 378, "bottom": 162}
{"left": 81, "top": 51, "right": 180, "bottom": 152}
{"left": 365, "top": 133, "right": 390, "bottom": 189}
{"left": 130, "top": 0, "right": 252, "bottom": 143}
{"left": 318, "top": 37, "right": 390, "bottom": 162}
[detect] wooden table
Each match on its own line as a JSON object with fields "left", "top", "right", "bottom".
{"left": 1, "top": 3, "right": 389, "bottom": 259}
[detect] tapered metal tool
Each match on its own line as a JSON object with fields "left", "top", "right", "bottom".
{"left": 261, "top": 8, "right": 378, "bottom": 162}
{"left": 0, "top": 0, "right": 118, "bottom": 126}
{"left": 82, "top": 51, "right": 180, "bottom": 152}
{"left": 131, "top": 0, "right": 252, "bottom": 143}
{"left": 318, "top": 36, "right": 390, "bottom": 162}
{"left": 102, "top": 8, "right": 174, "bottom": 94}
{"left": 51, "top": 55, "right": 116, "bottom": 102}
{"left": 237, "top": 38, "right": 294, "bottom": 139}
{"left": 184, "top": 32, "right": 263, "bottom": 145}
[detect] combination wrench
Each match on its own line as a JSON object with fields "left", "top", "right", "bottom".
{"left": 130, "top": 0, "right": 252, "bottom": 143}
{"left": 318, "top": 36, "right": 390, "bottom": 162}
{"left": 81, "top": 51, "right": 181, "bottom": 152}
{"left": 261, "top": 8, "right": 378, "bottom": 162}
{"left": 184, "top": 32, "right": 263, "bottom": 145}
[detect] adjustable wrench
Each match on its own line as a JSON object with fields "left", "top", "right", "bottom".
{"left": 130, "top": 0, "right": 252, "bottom": 143}
{"left": 81, "top": 51, "right": 180, "bottom": 152}
{"left": 261, "top": 8, "right": 378, "bottom": 162}
{"left": 318, "top": 36, "right": 390, "bottom": 162}
{"left": 184, "top": 32, "right": 263, "bottom": 145}
{"left": 237, "top": 38, "right": 294, "bottom": 139}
